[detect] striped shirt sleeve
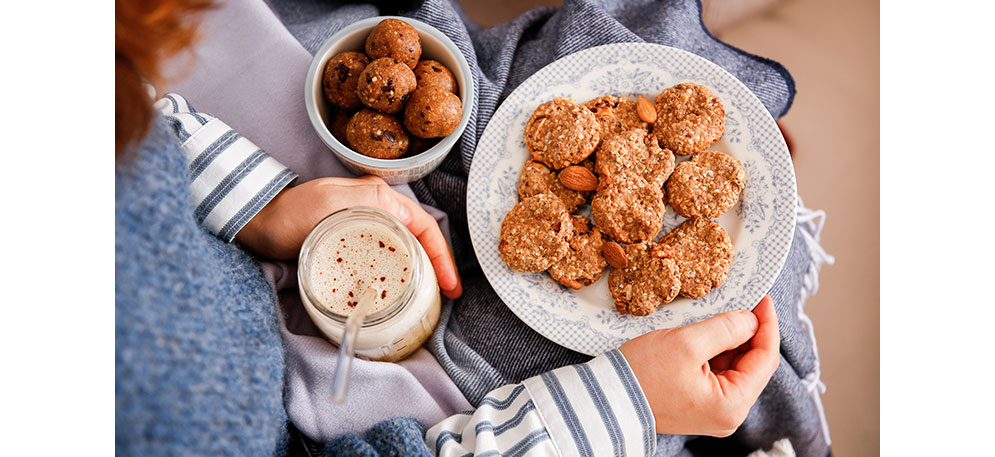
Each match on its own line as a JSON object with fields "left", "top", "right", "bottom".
{"left": 152, "top": 93, "right": 298, "bottom": 242}
{"left": 425, "top": 349, "right": 656, "bottom": 457}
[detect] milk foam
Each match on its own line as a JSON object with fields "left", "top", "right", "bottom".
{"left": 308, "top": 224, "right": 412, "bottom": 315}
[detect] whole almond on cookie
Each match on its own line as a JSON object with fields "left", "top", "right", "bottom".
{"left": 636, "top": 96, "right": 657, "bottom": 124}
{"left": 559, "top": 165, "right": 599, "bottom": 191}
{"left": 603, "top": 241, "right": 628, "bottom": 269}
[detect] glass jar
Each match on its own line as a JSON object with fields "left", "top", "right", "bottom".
{"left": 298, "top": 206, "right": 441, "bottom": 362}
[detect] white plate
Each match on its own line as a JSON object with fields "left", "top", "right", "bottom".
{"left": 467, "top": 43, "right": 796, "bottom": 356}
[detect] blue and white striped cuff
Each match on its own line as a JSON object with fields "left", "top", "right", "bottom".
{"left": 522, "top": 349, "right": 657, "bottom": 457}
{"left": 154, "top": 93, "right": 298, "bottom": 242}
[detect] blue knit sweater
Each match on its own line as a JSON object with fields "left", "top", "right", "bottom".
{"left": 115, "top": 118, "right": 289, "bottom": 456}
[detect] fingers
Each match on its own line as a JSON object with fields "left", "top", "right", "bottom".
{"left": 716, "top": 296, "right": 781, "bottom": 401}
{"left": 679, "top": 309, "right": 759, "bottom": 361}
{"left": 390, "top": 191, "right": 463, "bottom": 299}
{"left": 709, "top": 343, "right": 749, "bottom": 373}
{"left": 344, "top": 176, "right": 462, "bottom": 298}
{"left": 730, "top": 296, "right": 780, "bottom": 378}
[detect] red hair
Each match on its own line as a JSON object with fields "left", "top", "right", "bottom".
{"left": 116, "top": 0, "right": 213, "bottom": 153}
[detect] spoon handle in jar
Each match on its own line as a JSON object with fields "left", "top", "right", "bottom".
{"left": 331, "top": 286, "right": 378, "bottom": 404}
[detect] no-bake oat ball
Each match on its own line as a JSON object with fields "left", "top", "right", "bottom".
{"left": 666, "top": 150, "right": 746, "bottom": 218}
{"left": 413, "top": 60, "right": 458, "bottom": 94}
{"left": 322, "top": 52, "right": 369, "bottom": 110}
{"left": 365, "top": 19, "right": 422, "bottom": 69}
{"left": 345, "top": 109, "right": 410, "bottom": 159}
{"left": 356, "top": 57, "right": 417, "bottom": 114}
{"left": 524, "top": 98, "right": 602, "bottom": 170}
{"left": 498, "top": 194, "right": 573, "bottom": 272}
{"left": 408, "top": 136, "right": 439, "bottom": 156}
{"left": 403, "top": 86, "right": 462, "bottom": 138}
{"left": 327, "top": 108, "right": 353, "bottom": 144}
{"left": 654, "top": 82, "right": 725, "bottom": 156}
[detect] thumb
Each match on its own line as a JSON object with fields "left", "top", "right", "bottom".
{"left": 678, "top": 309, "right": 759, "bottom": 361}
{"left": 368, "top": 179, "right": 412, "bottom": 225}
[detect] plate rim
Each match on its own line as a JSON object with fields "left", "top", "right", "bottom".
{"left": 466, "top": 42, "right": 797, "bottom": 355}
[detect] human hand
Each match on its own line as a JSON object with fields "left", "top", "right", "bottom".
{"left": 236, "top": 175, "right": 462, "bottom": 299}
{"left": 618, "top": 295, "right": 780, "bottom": 437}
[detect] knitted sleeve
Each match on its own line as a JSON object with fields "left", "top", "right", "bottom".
{"left": 152, "top": 92, "right": 298, "bottom": 242}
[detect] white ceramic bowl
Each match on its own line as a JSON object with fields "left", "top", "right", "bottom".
{"left": 305, "top": 16, "right": 475, "bottom": 185}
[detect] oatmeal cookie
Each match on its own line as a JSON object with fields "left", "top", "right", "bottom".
{"left": 608, "top": 241, "right": 681, "bottom": 315}
{"left": 547, "top": 216, "right": 607, "bottom": 289}
{"left": 499, "top": 194, "right": 573, "bottom": 272}
{"left": 356, "top": 57, "right": 417, "bottom": 114}
{"left": 518, "top": 160, "right": 588, "bottom": 213}
{"left": 591, "top": 170, "right": 665, "bottom": 244}
{"left": 403, "top": 86, "right": 463, "bottom": 138}
{"left": 662, "top": 218, "right": 734, "bottom": 298}
{"left": 585, "top": 95, "right": 648, "bottom": 137}
{"left": 524, "top": 98, "right": 602, "bottom": 170}
{"left": 322, "top": 52, "right": 369, "bottom": 110}
{"left": 365, "top": 19, "right": 421, "bottom": 69}
{"left": 654, "top": 83, "right": 725, "bottom": 156}
{"left": 345, "top": 109, "right": 409, "bottom": 159}
{"left": 595, "top": 129, "right": 675, "bottom": 190}
{"left": 666, "top": 151, "right": 746, "bottom": 218}
{"left": 413, "top": 60, "right": 458, "bottom": 93}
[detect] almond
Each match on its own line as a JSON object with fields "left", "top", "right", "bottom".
{"left": 636, "top": 96, "right": 657, "bottom": 124}
{"left": 559, "top": 165, "right": 598, "bottom": 191}
{"left": 603, "top": 241, "right": 628, "bottom": 269}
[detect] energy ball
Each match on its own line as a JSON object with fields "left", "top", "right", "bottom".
{"left": 365, "top": 19, "right": 421, "bottom": 69}
{"left": 345, "top": 109, "right": 409, "bottom": 159}
{"left": 322, "top": 52, "right": 369, "bottom": 109}
{"left": 327, "top": 108, "right": 352, "bottom": 144}
{"left": 413, "top": 60, "right": 458, "bottom": 94}
{"left": 408, "top": 136, "right": 439, "bottom": 156}
{"left": 403, "top": 86, "right": 463, "bottom": 138}
{"left": 356, "top": 57, "right": 417, "bottom": 114}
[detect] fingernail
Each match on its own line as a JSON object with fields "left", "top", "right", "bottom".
{"left": 740, "top": 310, "right": 758, "bottom": 331}
{"left": 397, "top": 204, "right": 412, "bottom": 224}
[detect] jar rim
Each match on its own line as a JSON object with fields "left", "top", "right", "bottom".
{"left": 296, "top": 206, "right": 421, "bottom": 327}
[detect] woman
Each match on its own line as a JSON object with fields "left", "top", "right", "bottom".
{"left": 115, "top": 1, "right": 779, "bottom": 455}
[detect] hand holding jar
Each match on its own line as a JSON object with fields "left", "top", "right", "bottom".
{"left": 236, "top": 175, "right": 462, "bottom": 299}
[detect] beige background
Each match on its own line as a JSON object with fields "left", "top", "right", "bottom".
{"left": 458, "top": 1, "right": 881, "bottom": 455}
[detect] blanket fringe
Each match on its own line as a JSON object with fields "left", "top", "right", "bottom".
{"left": 795, "top": 196, "right": 835, "bottom": 446}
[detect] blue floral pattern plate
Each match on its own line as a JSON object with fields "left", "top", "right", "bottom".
{"left": 467, "top": 43, "right": 796, "bottom": 356}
